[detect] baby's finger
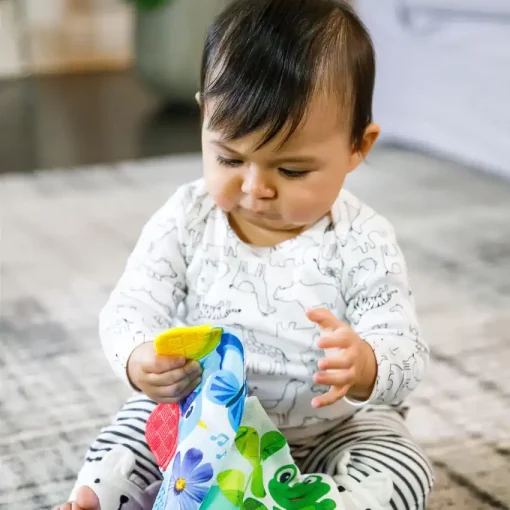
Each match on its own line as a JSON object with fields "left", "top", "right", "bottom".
{"left": 317, "top": 334, "right": 352, "bottom": 350}
{"left": 145, "top": 354, "right": 187, "bottom": 374}
{"left": 313, "top": 368, "right": 355, "bottom": 387}
{"left": 147, "top": 360, "right": 201, "bottom": 386}
{"left": 317, "top": 352, "right": 354, "bottom": 371}
{"left": 178, "top": 375, "right": 202, "bottom": 399}
{"left": 311, "top": 387, "right": 348, "bottom": 408}
{"left": 156, "top": 375, "right": 202, "bottom": 403}
{"left": 306, "top": 308, "right": 346, "bottom": 331}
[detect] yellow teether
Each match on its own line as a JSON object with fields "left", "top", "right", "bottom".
{"left": 154, "top": 325, "right": 222, "bottom": 361}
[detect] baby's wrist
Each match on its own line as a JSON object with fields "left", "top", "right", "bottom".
{"left": 349, "top": 340, "right": 377, "bottom": 401}
{"left": 126, "top": 343, "right": 148, "bottom": 392}
{"left": 126, "top": 363, "right": 143, "bottom": 393}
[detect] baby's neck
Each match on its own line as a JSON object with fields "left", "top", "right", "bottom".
{"left": 228, "top": 212, "right": 330, "bottom": 247}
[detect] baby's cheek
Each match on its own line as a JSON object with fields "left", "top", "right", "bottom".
{"left": 208, "top": 178, "right": 240, "bottom": 212}
{"left": 287, "top": 197, "right": 324, "bottom": 223}
{"left": 294, "top": 188, "right": 336, "bottom": 221}
{"left": 212, "top": 191, "right": 237, "bottom": 212}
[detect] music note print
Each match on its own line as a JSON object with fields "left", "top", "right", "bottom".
{"left": 210, "top": 433, "right": 229, "bottom": 447}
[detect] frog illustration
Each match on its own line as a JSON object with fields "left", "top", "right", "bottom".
{"left": 267, "top": 464, "right": 336, "bottom": 510}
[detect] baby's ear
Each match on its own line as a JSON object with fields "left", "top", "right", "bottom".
{"left": 195, "top": 92, "right": 201, "bottom": 106}
{"left": 358, "top": 123, "right": 380, "bottom": 158}
{"left": 348, "top": 123, "right": 380, "bottom": 172}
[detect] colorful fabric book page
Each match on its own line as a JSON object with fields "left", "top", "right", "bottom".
{"left": 147, "top": 326, "right": 392, "bottom": 510}
{"left": 201, "top": 396, "right": 343, "bottom": 510}
{"left": 148, "top": 327, "right": 247, "bottom": 510}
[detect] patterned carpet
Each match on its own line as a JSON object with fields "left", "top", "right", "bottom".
{"left": 1, "top": 148, "right": 509, "bottom": 509}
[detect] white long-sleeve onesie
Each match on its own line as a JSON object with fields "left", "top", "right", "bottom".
{"left": 100, "top": 179, "right": 429, "bottom": 440}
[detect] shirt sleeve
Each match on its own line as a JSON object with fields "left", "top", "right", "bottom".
{"left": 99, "top": 189, "right": 188, "bottom": 384}
{"left": 340, "top": 212, "right": 429, "bottom": 406}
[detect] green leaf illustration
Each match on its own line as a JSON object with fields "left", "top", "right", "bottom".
{"left": 235, "top": 426, "right": 260, "bottom": 468}
{"left": 201, "top": 485, "right": 238, "bottom": 509}
{"left": 221, "top": 490, "right": 244, "bottom": 507}
{"left": 260, "top": 431, "right": 287, "bottom": 461}
{"left": 217, "top": 469, "right": 246, "bottom": 505}
{"left": 251, "top": 463, "right": 266, "bottom": 498}
{"left": 242, "top": 497, "right": 269, "bottom": 510}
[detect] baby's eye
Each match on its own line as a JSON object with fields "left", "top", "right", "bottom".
{"left": 278, "top": 168, "right": 309, "bottom": 179}
{"left": 216, "top": 155, "right": 243, "bottom": 167}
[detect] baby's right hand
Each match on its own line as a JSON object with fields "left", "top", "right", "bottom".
{"left": 127, "top": 342, "right": 202, "bottom": 403}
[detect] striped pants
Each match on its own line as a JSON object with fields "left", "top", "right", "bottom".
{"left": 74, "top": 394, "right": 433, "bottom": 510}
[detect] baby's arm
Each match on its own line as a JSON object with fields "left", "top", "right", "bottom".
{"left": 99, "top": 187, "right": 188, "bottom": 385}
{"left": 341, "top": 214, "right": 429, "bottom": 405}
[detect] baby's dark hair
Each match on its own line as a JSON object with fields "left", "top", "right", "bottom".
{"left": 200, "top": 0, "right": 375, "bottom": 150}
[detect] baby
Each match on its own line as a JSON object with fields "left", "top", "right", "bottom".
{"left": 57, "top": 0, "right": 433, "bottom": 508}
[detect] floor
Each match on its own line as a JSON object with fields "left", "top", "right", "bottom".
{"left": 1, "top": 72, "right": 509, "bottom": 509}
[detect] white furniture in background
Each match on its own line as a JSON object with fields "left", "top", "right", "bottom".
{"left": 357, "top": 0, "right": 510, "bottom": 178}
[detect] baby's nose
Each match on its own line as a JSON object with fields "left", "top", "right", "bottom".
{"left": 241, "top": 168, "right": 275, "bottom": 199}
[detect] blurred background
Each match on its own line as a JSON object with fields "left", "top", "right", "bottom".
{"left": 1, "top": 1, "right": 509, "bottom": 509}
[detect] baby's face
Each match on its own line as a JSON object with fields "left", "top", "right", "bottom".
{"left": 201, "top": 94, "right": 378, "bottom": 242}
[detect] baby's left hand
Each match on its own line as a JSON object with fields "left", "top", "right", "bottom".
{"left": 306, "top": 308, "right": 377, "bottom": 408}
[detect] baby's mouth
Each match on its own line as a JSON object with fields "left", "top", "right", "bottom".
{"left": 242, "top": 208, "right": 280, "bottom": 220}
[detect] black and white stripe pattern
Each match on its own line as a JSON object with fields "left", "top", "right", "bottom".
{"left": 80, "top": 397, "right": 432, "bottom": 509}
{"left": 292, "top": 406, "right": 434, "bottom": 510}
{"left": 83, "top": 395, "right": 160, "bottom": 490}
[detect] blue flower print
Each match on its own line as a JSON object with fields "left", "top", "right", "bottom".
{"left": 168, "top": 448, "right": 214, "bottom": 510}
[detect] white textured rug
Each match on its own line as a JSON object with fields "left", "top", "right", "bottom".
{"left": 1, "top": 147, "right": 509, "bottom": 509}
